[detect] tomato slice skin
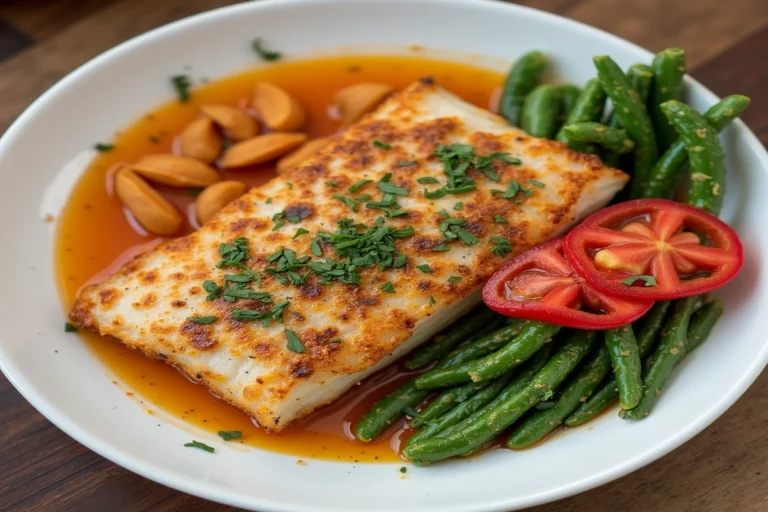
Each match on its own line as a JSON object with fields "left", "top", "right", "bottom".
{"left": 564, "top": 199, "right": 743, "bottom": 300}
{"left": 482, "top": 238, "right": 653, "bottom": 329}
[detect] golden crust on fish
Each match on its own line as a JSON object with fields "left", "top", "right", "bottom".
{"left": 70, "top": 79, "right": 628, "bottom": 431}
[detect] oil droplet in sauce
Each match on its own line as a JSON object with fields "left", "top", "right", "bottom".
{"left": 55, "top": 55, "right": 503, "bottom": 463}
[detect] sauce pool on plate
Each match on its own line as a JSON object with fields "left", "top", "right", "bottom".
{"left": 55, "top": 54, "right": 503, "bottom": 462}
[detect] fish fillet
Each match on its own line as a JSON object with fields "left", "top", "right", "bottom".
{"left": 71, "top": 79, "right": 628, "bottom": 431}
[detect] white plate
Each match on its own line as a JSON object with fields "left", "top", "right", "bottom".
{"left": 1, "top": 0, "right": 766, "bottom": 511}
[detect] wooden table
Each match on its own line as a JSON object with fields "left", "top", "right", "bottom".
{"left": 1, "top": 0, "right": 767, "bottom": 510}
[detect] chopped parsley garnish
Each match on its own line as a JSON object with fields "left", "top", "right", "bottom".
{"left": 447, "top": 276, "right": 462, "bottom": 283}
{"left": 416, "top": 264, "right": 432, "bottom": 273}
{"left": 203, "top": 280, "right": 224, "bottom": 301}
{"left": 223, "top": 288, "right": 271, "bottom": 302}
{"left": 348, "top": 179, "right": 372, "bottom": 194}
{"left": 285, "top": 329, "right": 305, "bottom": 353}
{"left": 332, "top": 194, "right": 358, "bottom": 212}
{"left": 429, "top": 295, "right": 437, "bottom": 305}
{"left": 622, "top": 275, "right": 658, "bottom": 287}
{"left": 94, "top": 143, "right": 114, "bottom": 152}
{"left": 185, "top": 188, "right": 203, "bottom": 196}
{"left": 170, "top": 75, "right": 192, "bottom": 103}
{"left": 293, "top": 227, "right": 310, "bottom": 239}
{"left": 325, "top": 181, "right": 338, "bottom": 188}
{"left": 431, "top": 144, "right": 520, "bottom": 196}
{"left": 528, "top": 179, "right": 546, "bottom": 188}
{"left": 187, "top": 315, "right": 217, "bottom": 324}
{"left": 432, "top": 244, "right": 450, "bottom": 252}
{"left": 377, "top": 181, "right": 409, "bottom": 196}
{"left": 331, "top": 338, "right": 342, "bottom": 344}
{"left": 494, "top": 215, "right": 508, "bottom": 224}
{"left": 491, "top": 236, "right": 513, "bottom": 258}
{"left": 184, "top": 440, "right": 214, "bottom": 453}
{"left": 252, "top": 38, "right": 282, "bottom": 61}
{"left": 265, "top": 248, "right": 311, "bottom": 285}
{"left": 272, "top": 220, "right": 287, "bottom": 231}
{"left": 355, "top": 193, "right": 372, "bottom": 202}
{"left": 310, "top": 237, "right": 323, "bottom": 257}
{"left": 365, "top": 193, "right": 405, "bottom": 217}
{"left": 232, "top": 300, "right": 290, "bottom": 327}
{"left": 436, "top": 209, "right": 450, "bottom": 218}
{"left": 439, "top": 216, "right": 478, "bottom": 246}
{"left": 218, "top": 430, "right": 243, "bottom": 441}
{"left": 453, "top": 202, "right": 463, "bottom": 211}
{"left": 372, "top": 140, "right": 391, "bottom": 150}
{"left": 491, "top": 180, "right": 532, "bottom": 200}
{"left": 218, "top": 237, "right": 250, "bottom": 264}
{"left": 397, "top": 160, "right": 417, "bottom": 167}
{"left": 64, "top": 322, "right": 78, "bottom": 332}
{"left": 273, "top": 210, "right": 301, "bottom": 224}
{"left": 265, "top": 197, "right": 273, "bottom": 204}
{"left": 416, "top": 176, "right": 440, "bottom": 184}
{"left": 380, "top": 281, "right": 395, "bottom": 293}
{"left": 399, "top": 467, "right": 408, "bottom": 474}
{"left": 286, "top": 182, "right": 293, "bottom": 189}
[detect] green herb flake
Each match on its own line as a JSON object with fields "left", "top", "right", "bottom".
{"left": 64, "top": 322, "right": 78, "bottom": 333}
{"left": 332, "top": 194, "right": 359, "bottom": 212}
{"left": 184, "top": 440, "right": 214, "bottom": 453}
{"left": 185, "top": 188, "right": 204, "bottom": 196}
{"left": 272, "top": 220, "right": 287, "bottom": 231}
{"left": 93, "top": 143, "right": 114, "bottom": 152}
{"left": 494, "top": 215, "right": 508, "bottom": 224}
{"left": 293, "top": 227, "right": 310, "bottom": 239}
{"left": 397, "top": 160, "right": 417, "bottom": 167}
{"left": 372, "top": 140, "right": 392, "bottom": 150}
{"left": 622, "top": 275, "right": 658, "bottom": 287}
{"left": 202, "top": 280, "right": 223, "bottom": 301}
{"left": 348, "top": 179, "right": 372, "bottom": 194}
{"left": 380, "top": 281, "right": 396, "bottom": 293}
{"left": 252, "top": 38, "right": 282, "bottom": 61}
{"left": 432, "top": 244, "right": 450, "bottom": 252}
{"left": 416, "top": 176, "right": 440, "bottom": 184}
{"left": 447, "top": 276, "right": 462, "bottom": 283}
{"left": 491, "top": 236, "right": 513, "bottom": 258}
{"left": 399, "top": 467, "right": 408, "bottom": 474}
{"left": 170, "top": 75, "right": 192, "bottom": 103}
{"left": 453, "top": 202, "right": 463, "bottom": 211}
{"left": 416, "top": 264, "right": 432, "bottom": 273}
{"left": 218, "top": 237, "right": 250, "bottom": 264}
{"left": 286, "top": 182, "right": 293, "bottom": 190}
{"left": 187, "top": 315, "right": 217, "bottom": 324}
{"left": 218, "top": 430, "right": 243, "bottom": 441}
{"left": 429, "top": 295, "right": 437, "bottom": 305}
{"left": 266, "top": 197, "right": 273, "bottom": 204}
{"left": 527, "top": 179, "right": 546, "bottom": 188}
{"left": 325, "top": 181, "right": 338, "bottom": 188}
{"left": 377, "top": 181, "right": 409, "bottom": 196}
{"left": 330, "top": 338, "right": 342, "bottom": 344}
{"left": 310, "top": 237, "right": 323, "bottom": 257}
{"left": 285, "top": 329, "right": 305, "bottom": 353}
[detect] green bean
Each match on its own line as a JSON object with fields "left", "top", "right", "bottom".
{"left": 642, "top": 95, "right": 750, "bottom": 199}
{"left": 621, "top": 296, "right": 698, "bottom": 420}
{"left": 521, "top": 85, "right": 562, "bottom": 139}
{"left": 508, "top": 344, "right": 611, "bottom": 448}
{"left": 593, "top": 55, "right": 658, "bottom": 198}
{"left": 407, "top": 375, "right": 511, "bottom": 446}
{"left": 604, "top": 324, "right": 643, "bottom": 409}
{"left": 603, "top": 63, "right": 654, "bottom": 167}
{"left": 405, "top": 308, "right": 501, "bottom": 370}
{"left": 564, "top": 301, "right": 671, "bottom": 426}
{"left": 563, "top": 123, "right": 635, "bottom": 154}
{"left": 355, "top": 319, "right": 526, "bottom": 441}
{"left": 415, "top": 322, "right": 561, "bottom": 389}
{"left": 403, "top": 330, "right": 596, "bottom": 462}
{"left": 555, "top": 78, "right": 607, "bottom": 152}
{"left": 650, "top": 48, "right": 687, "bottom": 152}
{"left": 499, "top": 51, "right": 549, "bottom": 126}
{"left": 436, "top": 342, "right": 557, "bottom": 439}
{"left": 660, "top": 100, "right": 727, "bottom": 215}
{"left": 410, "top": 380, "right": 486, "bottom": 427}
{"left": 559, "top": 84, "right": 582, "bottom": 120}
{"left": 686, "top": 299, "right": 723, "bottom": 353}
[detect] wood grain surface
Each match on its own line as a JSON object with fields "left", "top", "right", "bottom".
{"left": 1, "top": 0, "right": 767, "bottom": 510}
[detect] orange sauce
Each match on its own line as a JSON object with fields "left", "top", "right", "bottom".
{"left": 55, "top": 55, "right": 504, "bottom": 462}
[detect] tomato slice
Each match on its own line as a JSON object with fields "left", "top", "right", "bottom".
{"left": 482, "top": 238, "right": 653, "bottom": 329}
{"left": 564, "top": 199, "right": 743, "bottom": 300}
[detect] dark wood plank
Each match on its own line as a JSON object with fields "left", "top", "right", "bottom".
{"left": 0, "top": 17, "right": 34, "bottom": 61}
{"left": 0, "top": 0, "right": 116, "bottom": 41}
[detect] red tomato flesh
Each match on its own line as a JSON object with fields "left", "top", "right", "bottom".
{"left": 482, "top": 238, "right": 652, "bottom": 329}
{"left": 564, "top": 199, "right": 743, "bottom": 300}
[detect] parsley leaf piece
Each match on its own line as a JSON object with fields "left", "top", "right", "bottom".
{"left": 272, "top": 220, "right": 287, "bottom": 231}
{"left": 447, "top": 276, "right": 462, "bottom": 283}
{"left": 416, "top": 176, "right": 440, "bottom": 184}
{"left": 184, "top": 440, "right": 214, "bottom": 453}
{"left": 332, "top": 194, "right": 359, "bottom": 212}
{"left": 293, "top": 227, "right": 310, "bottom": 239}
{"left": 429, "top": 295, "right": 437, "bottom": 305}
{"left": 170, "top": 75, "right": 192, "bottom": 103}
{"left": 325, "top": 181, "right": 338, "bottom": 188}
{"left": 622, "top": 275, "right": 658, "bottom": 287}
{"left": 397, "top": 160, "right": 417, "bottom": 167}
{"left": 528, "top": 179, "right": 546, "bottom": 188}
{"left": 424, "top": 187, "right": 447, "bottom": 199}
{"left": 453, "top": 202, "right": 463, "bottom": 211}
{"left": 93, "top": 143, "right": 114, "bottom": 152}
{"left": 380, "top": 281, "right": 396, "bottom": 293}
{"left": 491, "top": 236, "right": 513, "bottom": 258}
{"left": 310, "top": 237, "right": 323, "bottom": 257}
{"left": 377, "top": 181, "right": 409, "bottom": 196}
{"left": 252, "top": 38, "right": 282, "bottom": 61}
{"left": 218, "top": 430, "right": 242, "bottom": 441}
{"left": 432, "top": 244, "right": 450, "bottom": 252}
{"left": 185, "top": 188, "right": 203, "bottom": 196}
{"left": 202, "top": 280, "right": 223, "bottom": 301}
{"left": 265, "top": 197, "right": 273, "bottom": 204}
{"left": 416, "top": 264, "right": 432, "bottom": 273}
{"left": 348, "top": 179, "right": 372, "bottom": 193}
{"left": 494, "top": 215, "right": 508, "bottom": 224}
{"left": 372, "top": 140, "right": 391, "bottom": 150}
{"left": 285, "top": 329, "right": 305, "bottom": 353}
{"left": 187, "top": 315, "right": 217, "bottom": 324}
{"left": 64, "top": 322, "right": 78, "bottom": 333}
{"left": 218, "top": 238, "right": 250, "bottom": 264}
{"left": 331, "top": 338, "right": 342, "bottom": 344}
